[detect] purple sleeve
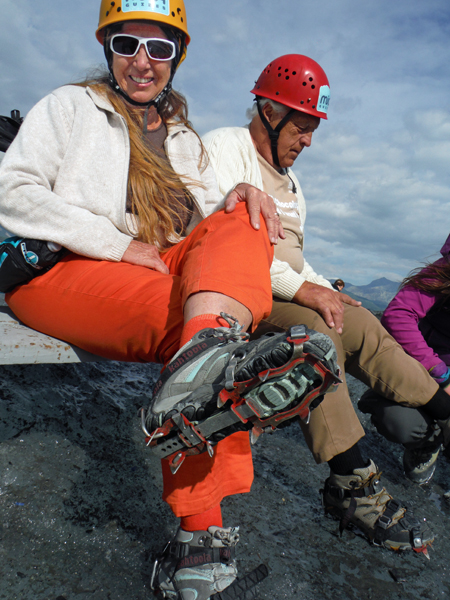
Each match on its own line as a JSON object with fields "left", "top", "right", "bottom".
{"left": 381, "top": 284, "right": 447, "bottom": 375}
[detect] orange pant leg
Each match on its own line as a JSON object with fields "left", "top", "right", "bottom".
{"left": 7, "top": 204, "right": 273, "bottom": 362}
{"left": 7, "top": 203, "right": 272, "bottom": 516}
{"left": 162, "top": 202, "right": 274, "bottom": 330}
{"left": 7, "top": 254, "right": 184, "bottom": 364}
{"left": 161, "top": 432, "right": 254, "bottom": 517}
{"left": 159, "top": 204, "right": 273, "bottom": 514}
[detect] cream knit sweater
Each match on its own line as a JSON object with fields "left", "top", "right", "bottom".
{"left": 202, "top": 126, "right": 332, "bottom": 300}
{"left": 0, "top": 85, "right": 223, "bottom": 261}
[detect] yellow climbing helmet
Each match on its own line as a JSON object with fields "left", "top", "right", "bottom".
{"left": 96, "top": 0, "right": 190, "bottom": 65}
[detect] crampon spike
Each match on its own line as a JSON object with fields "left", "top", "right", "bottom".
{"left": 168, "top": 452, "right": 186, "bottom": 475}
{"left": 414, "top": 545, "right": 431, "bottom": 560}
{"left": 250, "top": 426, "right": 263, "bottom": 445}
{"left": 206, "top": 441, "right": 215, "bottom": 458}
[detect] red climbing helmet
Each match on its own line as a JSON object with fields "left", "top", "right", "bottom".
{"left": 251, "top": 54, "right": 330, "bottom": 119}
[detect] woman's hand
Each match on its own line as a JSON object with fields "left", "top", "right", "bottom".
{"left": 121, "top": 240, "right": 169, "bottom": 274}
{"left": 224, "top": 183, "right": 285, "bottom": 244}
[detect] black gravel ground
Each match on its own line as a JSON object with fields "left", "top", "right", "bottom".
{"left": 0, "top": 359, "right": 450, "bottom": 600}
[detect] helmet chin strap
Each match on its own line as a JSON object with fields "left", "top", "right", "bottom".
{"left": 107, "top": 71, "right": 173, "bottom": 109}
{"left": 256, "top": 99, "right": 295, "bottom": 170}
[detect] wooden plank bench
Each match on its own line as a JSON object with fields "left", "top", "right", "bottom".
{"left": 0, "top": 295, "right": 107, "bottom": 364}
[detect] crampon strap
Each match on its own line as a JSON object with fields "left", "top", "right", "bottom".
{"left": 145, "top": 326, "right": 340, "bottom": 473}
{"left": 213, "top": 564, "right": 269, "bottom": 600}
{"left": 325, "top": 477, "right": 427, "bottom": 551}
{"left": 372, "top": 499, "right": 401, "bottom": 546}
{"left": 324, "top": 471, "right": 383, "bottom": 535}
{"left": 166, "top": 539, "right": 235, "bottom": 572}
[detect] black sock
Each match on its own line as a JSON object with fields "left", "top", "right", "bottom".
{"left": 328, "top": 443, "right": 367, "bottom": 476}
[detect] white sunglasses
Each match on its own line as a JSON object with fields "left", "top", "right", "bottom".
{"left": 110, "top": 34, "right": 176, "bottom": 61}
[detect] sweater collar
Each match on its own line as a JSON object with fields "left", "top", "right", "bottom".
{"left": 86, "top": 86, "right": 188, "bottom": 139}
{"left": 86, "top": 86, "right": 117, "bottom": 113}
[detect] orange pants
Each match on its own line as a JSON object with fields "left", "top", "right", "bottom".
{"left": 7, "top": 204, "right": 273, "bottom": 516}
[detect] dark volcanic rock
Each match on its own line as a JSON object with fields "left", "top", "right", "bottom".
{"left": 0, "top": 364, "right": 449, "bottom": 599}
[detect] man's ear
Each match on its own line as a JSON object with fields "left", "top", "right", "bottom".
{"left": 261, "top": 103, "right": 274, "bottom": 124}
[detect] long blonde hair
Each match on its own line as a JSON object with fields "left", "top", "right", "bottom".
{"left": 77, "top": 72, "right": 202, "bottom": 247}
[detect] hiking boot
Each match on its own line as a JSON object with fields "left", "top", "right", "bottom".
{"left": 403, "top": 444, "right": 441, "bottom": 485}
{"left": 143, "top": 314, "right": 340, "bottom": 472}
{"left": 321, "top": 459, "right": 434, "bottom": 552}
{"left": 151, "top": 526, "right": 268, "bottom": 600}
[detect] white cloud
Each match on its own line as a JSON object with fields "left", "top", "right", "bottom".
{"left": 291, "top": 99, "right": 450, "bottom": 282}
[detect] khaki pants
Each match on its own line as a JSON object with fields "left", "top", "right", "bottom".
{"left": 252, "top": 300, "right": 439, "bottom": 463}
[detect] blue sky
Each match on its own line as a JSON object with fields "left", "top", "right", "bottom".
{"left": 1, "top": 0, "right": 449, "bottom": 284}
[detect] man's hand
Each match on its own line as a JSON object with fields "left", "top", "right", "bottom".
{"left": 224, "top": 183, "right": 285, "bottom": 244}
{"left": 121, "top": 240, "right": 169, "bottom": 274}
{"left": 293, "top": 281, "right": 361, "bottom": 334}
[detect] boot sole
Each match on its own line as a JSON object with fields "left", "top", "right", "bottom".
{"left": 145, "top": 354, "right": 339, "bottom": 474}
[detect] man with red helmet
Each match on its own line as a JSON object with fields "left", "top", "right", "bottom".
{"left": 203, "top": 54, "right": 449, "bottom": 554}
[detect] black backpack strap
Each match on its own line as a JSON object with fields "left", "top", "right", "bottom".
{"left": 0, "top": 110, "right": 23, "bottom": 153}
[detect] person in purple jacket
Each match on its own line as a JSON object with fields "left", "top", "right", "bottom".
{"left": 359, "top": 234, "right": 450, "bottom": 484}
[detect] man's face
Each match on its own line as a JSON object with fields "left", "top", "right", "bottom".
{"left": 272, "top": 111, "right": 320, "bottom": 168}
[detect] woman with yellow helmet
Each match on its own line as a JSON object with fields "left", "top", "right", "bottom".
{"left": 96, "top": 0, "right": 190, "bottom": 109}
{"left": 0, "top": 1, "right": 340, "bottom": 597}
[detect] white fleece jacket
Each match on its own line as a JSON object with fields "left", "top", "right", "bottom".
{"left": 202, "top": 126, "right": 332, "bottom": 300}
{"left": 0, "top": 85, "right": 223, "bottom": 261}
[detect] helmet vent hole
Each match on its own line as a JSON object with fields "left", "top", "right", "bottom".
{"left": 300, "top": 101, "right": 304, "bottom": 104}
{"left": 177, "top": 8, "right": 182, "bottom": 13}
{"left": 106, "top": 11, "right": 109, "bottom": 16}
{"left": 117, "top": 7, "right": 121, "bottom": 12}
{"left": 172, "top": 11, "right": 175, "bottom": 16}
{"left": 285, "top": 76, "right": 289, "bottom": 80}
{"left": 276, "top": 92, "right": 280, "bottom": 95}
{"left": 311, "top": 85, "right": 315, "bottom": 89}
{"left": 309, "top": 77, "right": 313, "bottom": 81}
{"left": 302, "top": 82, "right": 307, "bottom": 86}
{"left": 278, "top": 73, "right": 282, "bottom": 77}
{"left": 312, "top": 105, "right": 316, "bottom": 109}
{"left": 278, "top": 66, "right": 282, "bottom": 70}
{"left": 285, "top": 69, "right": 289, "bottom": 72}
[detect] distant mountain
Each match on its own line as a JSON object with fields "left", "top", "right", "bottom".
{"left": 346, "top": 278, "right": 400, "bottom": 309}
{"left": 342, "top": 289, "right": 386, "bottom": 312}
{"left": 330, "top": 277, "right": 401, "bottom": 311}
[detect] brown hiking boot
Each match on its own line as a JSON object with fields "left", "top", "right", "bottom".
{"left": 322, "top": 460, "right": 434, "bottom": 553}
